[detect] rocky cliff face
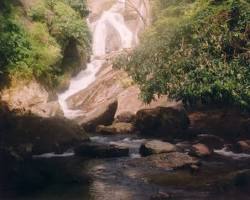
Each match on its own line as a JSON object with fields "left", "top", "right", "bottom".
{"left": 62, "top": 0, "right": 177, "bottom": 129}
{"left": 67, "top": 61, "right": 176, "bottom": 122}
{"left": 0, "top": 81, "right": 62, "bottom": 117}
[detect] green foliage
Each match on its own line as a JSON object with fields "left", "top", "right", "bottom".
{"left": 0, "top": 0, "right": 90, "bottom": 88}
{"left": 115, "top": 0, "right": 250, "bottom": 110}
{"left": 0, "top": 17, "right": 32, "bottom": 76}
{"left": 49, "top": 1, "right": 90, "bottom": 48}
{"left": 64, "top": 0, "right": 89, "bottom": 17}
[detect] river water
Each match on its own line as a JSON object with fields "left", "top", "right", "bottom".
{"left": 6, "top": 133, "right": 250, "bottom": 200}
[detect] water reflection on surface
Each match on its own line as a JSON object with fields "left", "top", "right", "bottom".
{"left": 2, "top": 135, "right": 250, "bottom": 200}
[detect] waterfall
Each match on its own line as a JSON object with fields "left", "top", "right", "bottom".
{"left": 58, "top": 0, "right": 148, "bottom": 119}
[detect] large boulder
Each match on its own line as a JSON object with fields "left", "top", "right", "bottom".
{"left": 78, "top": 98, "right": 118, "bottom": 132}
{"left": 0, "top": 105, "right": 89, "bottom": 156}
{"left": 0, "top": 104, "right": 89, "bottom": 194}
{"left": 188, "top": 107, "right": 250, "bottom": 140}
{"left": 74, "top": 142, "right": 129, "bottom": 158}
{"left": 96, "top": 122, "right": 135, "bottom": 135}
{"left": 115, "top": 86, "right": 173, "bottom": 118}
{"left": 140, "top": 140, "right": 177, "bottom": 156}
{"left": 135, "top": 106, "right": 190, "bottom": 139}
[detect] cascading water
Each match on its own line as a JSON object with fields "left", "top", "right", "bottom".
{"left": 58, "top": 0, "right": 146, "bottom": 119}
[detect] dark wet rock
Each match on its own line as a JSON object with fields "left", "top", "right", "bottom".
{"left": 0, "top": 111, "right": 89, "bottom": 156}
{"left": 217, "top": 169, "right": 250, "bottom": 190}
{"left": 175, "top": 141, "right": 192, "bottom": 153}
{"left": 114, "top": 111, "right": 135, "bottom": 123}
{"left": 190, "top": 143, "right": 213, "bottom": 157}
{"left": 135, "top": 106, "right": 190, "bottom": 139}
{"left": 188, "top": 107, "right": 250, "bottom": 140}
{"left": 74, "top": 142, "right": 129, "bottom": 158}
{"left": 151, "top": 192, "right": 172, "bottom": 200}
{"left": 128, "top": 152, "right": 199, "bottom": 170}
{"left": 78, "top": 98, "right": 118, "bottom": 132}
{"left": 235, "top": 140, "right": 250, "bottom": 153}
{"left": 196, "top": 134, "right": 225, "bottom": 149}
{"left": 140, "top": 140, "right": 176, "bottom": 156}
{"left": 189, "top": 164, "right": 200, "bottom": 174}
{"left": 96, "top": 122, "right": 135, "bottom": 135}
{"left": 0, "top": 102, "right": 90, "bottom": 193}
{"left": 0, "top": 155, "right": 90, "bottom": 193}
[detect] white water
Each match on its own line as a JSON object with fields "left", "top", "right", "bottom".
{"left": 33, "top": 151, "right": 74, "bottom": 159}
{"left": 214, "top": 148, "right": 250, "bottom": 160}
{"left": 58, "top": 0, "right": 146, "bottom": 119}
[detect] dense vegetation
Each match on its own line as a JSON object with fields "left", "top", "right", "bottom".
{"left": 115, "top": 0, "right": 250, "bottom": 110}
{"left": 0, "top": 0, "right": 90, "bottom": 87}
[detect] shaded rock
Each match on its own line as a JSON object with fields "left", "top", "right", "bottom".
{"left": 175, "top": 141, "right": 192, "bottom": 153}
{"left": 0, "top": 155, "right": 90, "bottom": 194}
{"left": 190, "top": 143, "right": 213, "bottom": 157}
{"left": 78, "top": 98, "right": 118, "bottom": 132}
{"left": 128, "top": 152, "right": 199, "bottom": 170}
{"left": 0, "top": 103, "right": 90, "bottom": 193}
{"left": 135, "top": 106, "right": 190, "bottom": 139}
{"left": 140, "top": 140, "right": 176, "bottom": 156}
{"left": 188, "top": 107, "right": 250, "bottom": 140}
{"left": 0, "top": 107, "right": 89, "bottom": 156}
{"left": 217, "top": 169, "right": 250, "bottom": 190}
{"left": 235, "top": 140, "right": 250, "bottom": 153}
{"left": 115, "top": 111, "right": 135, "bottom": 123}
{"left": 74, "top": 142, "right": 129, "bottom": 158}
{"left": 96, "top": 122, "right": 135, "bottom": 135}
{"left": 196, "top": 134, "right": 225, "bottom": 149}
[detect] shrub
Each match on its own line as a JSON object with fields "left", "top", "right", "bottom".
{"left": 114, "top": 0, "right": 250, "bottom": 110}
{"left": 0, "top": 0, "right": 90, "bottom": 88}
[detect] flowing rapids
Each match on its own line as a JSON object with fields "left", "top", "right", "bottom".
{"left": 58, "top": 0, "right": 147, "bottom": 119}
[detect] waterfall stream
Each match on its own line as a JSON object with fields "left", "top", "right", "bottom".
{"left": 58, "top": 0, "right": 146, "bottom": 119}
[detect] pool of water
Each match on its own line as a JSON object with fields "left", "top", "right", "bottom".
{"left": 2, "top": 134, "right": 250, "bottom": 200}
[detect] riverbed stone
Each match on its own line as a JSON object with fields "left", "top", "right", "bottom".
{"left": 74, "top": 142, "right": 129, "bottom": 158}
{"left": 195, "top": 134, "right": 225, "bottom": 149}
{"left": 190, "top": 143, "right": 213, "bottom": 157}
{"left": 128, "top": 152, "right": 199, "bottom": 170}
{"left": 140, "top": 140, "right": 177, "bottom": 156}
{"left": 235, "top": 140, "right": 250, "bottom": 153}
{"left": 96, "top": 122, "right": 135, "bottom": 135}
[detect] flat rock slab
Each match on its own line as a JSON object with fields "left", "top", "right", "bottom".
{"left": 96, "top": 122, "right": 135, "bottom": 135}
{"left": 140, "top": 140, "right": 177, "bottom": 156}
{"left": 74, "top": 142, "right": 129, "bottom": 158}
{"left": 127, "top": 152, "right": 199, "bottom": 170}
